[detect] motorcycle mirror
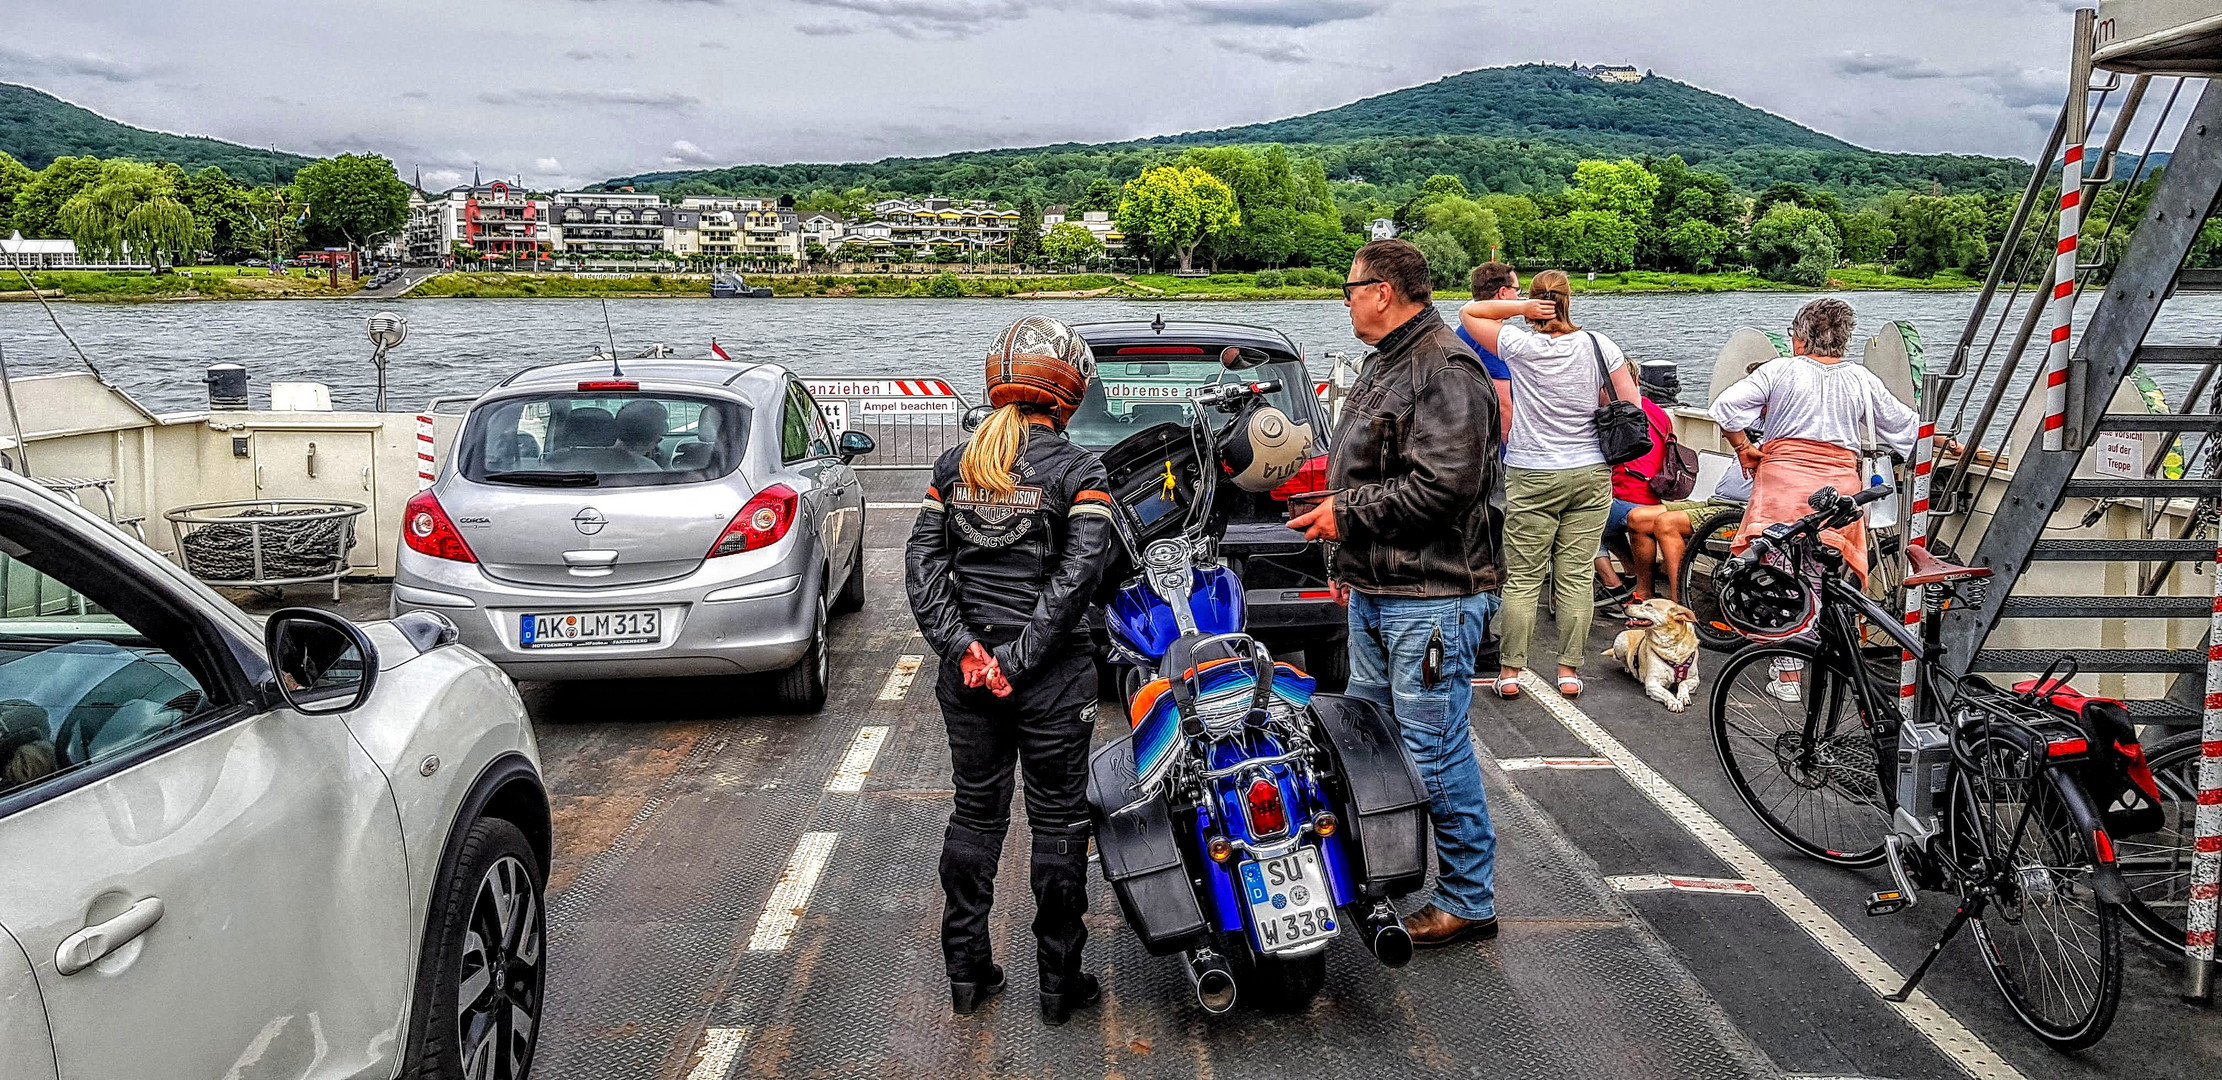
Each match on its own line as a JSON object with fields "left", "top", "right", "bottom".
{"left": 1219, "top": 346, "right": 1269, "bottom": 371}
{"left": 961, "top": 405, "right": 993, "bottom": 432}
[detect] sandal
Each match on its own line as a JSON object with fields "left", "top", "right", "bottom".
{"left": 1557, "top": 675, "right": 1584, "bottom": 698}
{"left": 1476, "top": 675, "right": 1522, "bottom": 700}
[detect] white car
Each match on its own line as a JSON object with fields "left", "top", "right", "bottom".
{"left": 0, "top": 471, "right": 550, "bottom": 1080}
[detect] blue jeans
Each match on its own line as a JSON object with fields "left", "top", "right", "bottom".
{"left": 1345, "top": 590, "right": 1499, "bottom": 921}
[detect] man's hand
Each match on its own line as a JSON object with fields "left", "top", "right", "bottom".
{"left": 1289, "top": 494, "right": 1339, "bottom": 541}
{"left": 1736, "top": 442, "right": 1765, "bottom": 475}
{"left": 1331, "top": 581, "right": 1350, "bottom": 608}
{"left": 960, "top": 641, "right": 1012, "bottom": 697}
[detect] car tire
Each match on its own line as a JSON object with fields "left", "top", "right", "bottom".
{"left": 776, "top": 592, "right": 830, "bottom": 712}
{"left": 400, "top": 815, "right": 546, "bottom": 1080}
{"left": 831, "top": 543, "right": 866, "bottom": 616}
{"left": 1301, "top": 638, "right": 1350, "bottom": 692}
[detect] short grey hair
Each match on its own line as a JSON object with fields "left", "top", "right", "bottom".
{"left": 1789, "top": 298, "right": 1856, "bottom": 357}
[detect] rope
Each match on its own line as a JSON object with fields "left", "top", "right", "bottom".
{"left": 177, "top": 507, "right": 358, "bottom": 583}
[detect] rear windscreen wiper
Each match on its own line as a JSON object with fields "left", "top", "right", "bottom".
{"left": 483, "top": 470, "right": 598, "bottom": 486}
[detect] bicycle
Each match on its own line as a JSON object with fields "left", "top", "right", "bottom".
{"left": 1678, "top": 500, "right": 1925, "bottom": 655}
{"left": 1708, "top": 485, "right": 2130, "bottom": 1051}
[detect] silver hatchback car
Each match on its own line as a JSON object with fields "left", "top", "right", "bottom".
{"left": 392, "top": 358, "right": 871, "bottom": 709}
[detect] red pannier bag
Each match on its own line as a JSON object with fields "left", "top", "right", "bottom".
{"left": 2011, "top": 680, "right": 2167, "bottom": 837}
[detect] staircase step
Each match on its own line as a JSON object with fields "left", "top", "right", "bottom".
{"left": 2094, "top": 412, "right": 2222, "bottom": 432}
{"left": 2128, "top": 699, "right": 2204, "bottom": 727}
{"left": 2060, "top": 478, "right": 2222, "bottom": 500}
{"left": 1996, "top": 595, "right": 2216, "bottom": 618}
{"left": 2132, "top": 344, "right": 2222, "bottom": 364}
{"left": 2028, "top": 538, "right": 2220, "bottom": 561}
{"left": 1970, "top": 648, "right": 2206, "bottom": 673}
{"left": 2172, "top": 270, "right": 2222, "bottom": 295}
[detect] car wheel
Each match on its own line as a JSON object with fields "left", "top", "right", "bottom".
{"left": 776, "top": 592, "right": 830, "bottom": 711}
{"left": 831, "top": 541, "right": 866, "bottom": 616}
{"left": 1301, "top": 638, "right": 1349, "bottom": 692}
{"left": 401, "top": 816, "right": 546, "bottom": 1080}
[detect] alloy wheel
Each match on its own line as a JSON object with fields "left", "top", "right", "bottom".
{"left": 457, "top": 854, "right": 544, "bottom": 1080}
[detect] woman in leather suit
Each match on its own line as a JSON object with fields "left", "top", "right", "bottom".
{"left": 905, "top": 316, "right": 1115, "bottom": 1024}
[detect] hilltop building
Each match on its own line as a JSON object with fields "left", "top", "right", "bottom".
{"left": 1571, "top": 61, "right": 1644, "bottom": 83}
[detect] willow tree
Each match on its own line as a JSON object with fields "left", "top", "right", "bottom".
{"left": 1115, "top": 166, "right": 1239, "bottom": 273}
{"left": 58, "top": 160, "right": 197, "bottom": 269}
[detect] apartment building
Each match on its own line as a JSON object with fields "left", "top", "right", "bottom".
{"left": 838, "top": 198, "right": 1019, "bottom": 257}
{"left": 411, "top": 182, "right": 550, "bottom": 259}
{"left": 548, "top": 191, "right": 668, "bottom": 255}
{"left": 1041, "top": 205, "right": 1124, "bottom": 251}
{"left": 678, "top": 197, "right": 801, "bottom": 262}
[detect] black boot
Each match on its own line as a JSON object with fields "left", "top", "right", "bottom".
{"left": 940, "top": 818, "right": 1006, "bottom": 1013}
{"left": 1030, "top": 824, "right": 1098, "bottom": 1025}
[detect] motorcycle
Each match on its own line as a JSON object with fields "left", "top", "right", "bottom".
{"left": 1081, "top": 346, "right": 1432, "bottom": 1014}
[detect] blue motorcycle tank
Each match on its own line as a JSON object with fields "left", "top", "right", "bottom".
{"left": 1105, "top": 566, "right": 1245, "bottom": 660}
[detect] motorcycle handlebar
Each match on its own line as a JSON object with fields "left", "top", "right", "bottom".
{"left": 1193, "top": 380, "right": 1283, "bottom": 409}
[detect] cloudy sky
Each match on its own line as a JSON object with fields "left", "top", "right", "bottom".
{"left": 2, "top": 0, "right": 2108, "bottom": 190}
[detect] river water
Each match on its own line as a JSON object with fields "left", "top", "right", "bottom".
{"left": 6, "top": 291, "right": 2222, "bottom": 419}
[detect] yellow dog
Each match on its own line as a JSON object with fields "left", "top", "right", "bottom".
{"left": 1604, "top": 597, "right": 1701, "bottom": 712}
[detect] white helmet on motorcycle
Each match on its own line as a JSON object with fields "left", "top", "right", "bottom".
{"left": 1220, "top": 403, "right": 1314, "bottom": 493}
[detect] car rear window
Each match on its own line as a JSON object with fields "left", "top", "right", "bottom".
{"left": 459, "top": 392, "right": 751, "bottom": 488}
{"left": 1065, "top": 357, "right": 1314, "bottom": 451}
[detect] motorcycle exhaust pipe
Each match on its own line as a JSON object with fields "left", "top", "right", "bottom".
{"left": 1183, "top": 948, "right": 1238, "bottom": 1015}
{"left": 1354, "top": 904, "right": 1413, "bottom": 968}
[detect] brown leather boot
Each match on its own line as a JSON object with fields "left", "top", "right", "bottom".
{"left": 1404, "top": 904, "right": 1499, "bottom": 949}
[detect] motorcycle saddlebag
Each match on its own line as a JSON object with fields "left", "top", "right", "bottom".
{"left": 1309, "top": 693, "right": 1430, "bottom": 898}
{"left": 1086, "top": 735, "right": 1210, "bottom": 956}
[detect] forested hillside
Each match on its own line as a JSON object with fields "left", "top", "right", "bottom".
{"left": 0, "top": 83, "right": 312, "bottom": 180}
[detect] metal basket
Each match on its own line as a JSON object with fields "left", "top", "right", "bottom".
{"left": 165, "top": 499, "right": 366, "bottom": 600}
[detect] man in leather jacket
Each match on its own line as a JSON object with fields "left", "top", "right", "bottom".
{"left": 1290, "top": 239, "right": 1545, "bottom": 948}
{"left": 906, "top": 316, "right": 1115, "bottom": 1025}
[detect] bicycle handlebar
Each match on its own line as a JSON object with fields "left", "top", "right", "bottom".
{"left": 1731, "top": 484, "right": 1893, "bottom": 570}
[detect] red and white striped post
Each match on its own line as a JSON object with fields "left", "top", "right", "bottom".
{"left": 2186, "top": 541, "right": 2222, "bottom": 1002}
{"left": 415, "top": 414, "right": 436, "bottom": 491}
{"left": 1898, "top": 421, "right": 1936, "bottom": 721}
{"left": 2040, "top": 142, "right": 2083, "bottom": 453}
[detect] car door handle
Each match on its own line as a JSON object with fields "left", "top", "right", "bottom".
{"left": 57, "top": 896, "right": 164, "bottom": 976}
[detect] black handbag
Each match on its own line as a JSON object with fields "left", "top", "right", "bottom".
{"left": 1586, "top": 332, "right": 1653, "bottom": 466}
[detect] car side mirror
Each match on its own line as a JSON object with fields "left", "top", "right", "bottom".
{"left": 837, "top": 429, "right": 875, "bottom": 463}
{"left": 1219, "top": 345, "right": 1270, "bottom": 371}
{"left": 264, "top": 607, "right": 378, "bottom": 714}
{"left": 961, "top": 405, "right": 993, "bottom": 433}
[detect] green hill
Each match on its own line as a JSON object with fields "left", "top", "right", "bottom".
{"left": 0, "top": 83, "right": 313, "bottom": 181}
{"left": 610, "top": 64, "right": 2027, "bottom": 201}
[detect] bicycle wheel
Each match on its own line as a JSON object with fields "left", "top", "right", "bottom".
{"left": 1678, "top": 505, "right": 1747, "bottom": 653}
{"left": 1710, "top": 642, "right": 1890, "bottom": 866}
{"left": 1950, "top": 732, "right": 2123, "bottom": 1051}
{"left": 2117, "top": 731, "right": 2203, "bottom": 951}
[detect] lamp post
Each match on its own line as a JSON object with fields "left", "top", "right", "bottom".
{"left": 366, "top": 312, "right": 408, "bottom": 412}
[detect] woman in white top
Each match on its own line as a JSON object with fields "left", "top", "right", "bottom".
{"left": 1710, "top": 297, "right": 1918, "bottom": 588}
{"left": 1461, "top": 269, "right": 1640, "bottom": 699}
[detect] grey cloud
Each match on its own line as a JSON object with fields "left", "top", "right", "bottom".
{"left": 1159, "top": 0, "right": 1383, "bottom": 27}
{"left": 790, "top": 0, "right": 1381, "bottom": 39}
{"left": 794, "top": 20, "right": 861, "bottom": 34}
{"left": 476, "top": 88, "right": 700, "bottom": 109}
{"left": 0, "top": 46, "right": 150, "bottom": 84}
{"left": 1214, "top": 37, "right": 1311, "bottom": 64}
{"left": 1832, "top": 51, "right": 2061, "bottom": 112}
{"left": 400, "top": 90, "right": 430, "bottom": 100}
{"left": 1831, "top": 52, "right": 1952, "bottom": 80}
{"left": 664, "top": 139, "right": 723, "bottom": 165}
{"left": 700, "top": 41, "right": 730, "bottom": 49}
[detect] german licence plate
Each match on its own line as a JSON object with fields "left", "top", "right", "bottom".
{"left": 519, "top": 609, "right": 659, "bottom": 648}
{"left": 1240, "top": 848, "right": 1337, "bottom": 953}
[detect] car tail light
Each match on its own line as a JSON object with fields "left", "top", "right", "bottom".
{"left": 1245, "top": 777, "right": 1288, "bottom": 837}
{"left": 402, "top": 491, "right": 477, "bottom": 563}
{"left": 578, "top": 379, "right": 638, "bottom": 392}
{"left": 1269, "top": 455, "right": 1330, "bottom": 500}
{"left": 707, "top": 483, "right": 798, "bottom": 557}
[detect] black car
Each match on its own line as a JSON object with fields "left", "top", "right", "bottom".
{"left": 1066, "top": 320, "right": 1346, "bottom": 687}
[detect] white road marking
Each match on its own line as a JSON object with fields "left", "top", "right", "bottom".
{"left": 826, "top": 726, "right": 891, "bottom": 793}
{"left": 878, "top": 654, "right": 924, "bottom": 701}
{"left": 684, "top": 1027, "right": 750, "bottom": 1080}
{"left": 747, "top": 832, "right": 839, "bottom": 952}
{"left": 1498, "top": 756, "right": 1619, "bottom": 771}
{"left": 1606, "top": 874, "right": 1761, "bottom": 896}
{"left": 1516, "top": 671, "right": 2024, "bottom": 1080}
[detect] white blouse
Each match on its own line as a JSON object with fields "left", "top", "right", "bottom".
{"left": 1710, "top": 354, "right": 1918, "bottom": 456}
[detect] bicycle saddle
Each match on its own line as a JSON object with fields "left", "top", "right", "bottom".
{"left": 1904, "top": 545, "right": 1991, "bottom": 586}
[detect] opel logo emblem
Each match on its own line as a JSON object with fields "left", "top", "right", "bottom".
{"left": 572, "top": 507, "right": 607, "bottom": 535}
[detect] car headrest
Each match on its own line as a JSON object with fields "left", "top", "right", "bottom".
{"left": 672, "top": 441, "right": 716, "bottom": 470}
{"left": 560, "top": 408, "right": 616, "bottom": 448}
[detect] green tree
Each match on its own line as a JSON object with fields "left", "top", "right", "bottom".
{"left": 1418, "top": 195, "right": 1504, "bottom": 266}
{"left": 926, "top": 271, "right": 964, "bottom": 297}
{"left": 804, "top": 239, "right": 829, "bottom": 265}
{"left": 293, "top": 153, "right": 410, "bottom": 266}
{"left": 1407, "top": 229, "right": 1472, "bottom": 290}
{"left": 1895, "top": 193, "right": 1990, "bottom": 277}
{"left": 1419, "top": 173, "right": 1470, "bottom": 200}
{"left": 1473, "top": 194, "right": 1542, "bottom": 264}
{"left": 1664, "top": 219, "right": 1730, "bottom": 272}
{"left": 1750, "top": 206, "right": 1840, "bottom": 285}
{"left": 1568, "top": 159, "right": 1661, "bottom": 219}
{"left": 58, "top": 159, "right": 196, "bottom": 268}
{"left": 0, "top": 151, "right": 31, "bottom": 235}
{"left": 12, "top": 155, "right": 104, "bottom": 239}
{"left": 1010, "top": 193, "right": 1042, "bottom": 265}
{"left": 1072, "top": 177, "right": 1123, "bottom": 214}
{"left": 1837, "top": 208, "right": 1897, "bottom": 264}
{"left": 1041, "top": 221, "right": 1104, "bottom": 267}
{"left": 1116, "top": 165, "right": 1239, "bottom": 272}
{"left": 1560, "top": 209, "right": 1641, "bottom": 271}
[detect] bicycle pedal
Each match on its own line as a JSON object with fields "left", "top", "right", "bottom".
{"left": 1865, "top": 890, "right": 1910, "bottom": 917}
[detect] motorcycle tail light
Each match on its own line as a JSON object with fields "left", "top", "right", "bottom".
{"left": 1245, "top": 777, "right": 1288, "bottom": 837}
{"left": 402, "top": 490, "right": 477, "bottom": 563}
{"left": 1269, "top": 455, "right": 1330, "bottom": 500}
{"left": 708, "top": 483, "right": 798, "bottom": 557}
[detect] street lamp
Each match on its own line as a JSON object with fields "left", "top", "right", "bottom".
{"left": 367, "top": 312, "right": 409, "bottom": 412}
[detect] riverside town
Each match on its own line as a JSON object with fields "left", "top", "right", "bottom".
{"left": 7, "top": 4, "right": 2222, "bottom": 1080}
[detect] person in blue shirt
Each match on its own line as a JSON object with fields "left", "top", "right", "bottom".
{"left": 1454, "top": 261, "right": 1519, "bottom": 442}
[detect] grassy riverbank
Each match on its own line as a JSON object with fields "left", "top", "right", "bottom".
{"left": 1, "top": 266, "right": 362, "bottom": 301}
{"left": 409, "top": 271, "right": 1127, "bottom": 299}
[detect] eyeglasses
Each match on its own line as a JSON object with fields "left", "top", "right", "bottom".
{"left": 1339, "top": 278, "right": 1386, "bottom": 297}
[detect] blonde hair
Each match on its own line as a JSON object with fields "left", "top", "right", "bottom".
{"left": 1527, "top": 269, "right": 1579, "bottom": 335}
{"left": 3, "top": 740, "right": 53, "bottom": 789}
{"left": 959, "top": 404, "right": 1031, "bottom": 499}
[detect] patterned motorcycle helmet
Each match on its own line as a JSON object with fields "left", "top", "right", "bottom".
{"left": 1716, "top": 555, "right": 1818, "bottom": 642}
{"left": 1220, "top": 404, "right": 1315, "bottom": 493}
{"left": 985, "top": 316, "right": 1096, "bottom": 424}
